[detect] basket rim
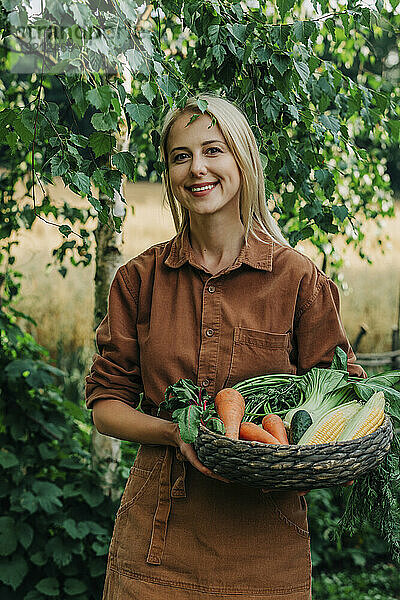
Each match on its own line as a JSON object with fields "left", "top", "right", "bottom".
{"left": 197, "top": 414, "right": 392, "bottom": 449}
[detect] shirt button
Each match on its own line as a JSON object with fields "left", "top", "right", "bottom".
{"left": 208, "top": 285, "right": 216, "bottom": 293}
{"left": 205, "top": 328, "right": 214, "bottom": 337}
{"left": 202, "top": 378, "right": 210, "bottom": 387}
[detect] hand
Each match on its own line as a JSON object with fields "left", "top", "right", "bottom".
{"left": 342, "top": 480, "right": 354, "bottom": 487}
{"left": 171, "top": 424, "right": 229, "bottom": 483}
{"left": 178, "top": 440, "right": 230, "bottom": 482}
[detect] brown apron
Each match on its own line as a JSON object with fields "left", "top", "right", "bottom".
{"left": 102, "top": 444, "right": 312, "bottom": 600}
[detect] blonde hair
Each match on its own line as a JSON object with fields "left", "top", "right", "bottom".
{"left": 160, "top": 93, "right": 288, "bottom": 246}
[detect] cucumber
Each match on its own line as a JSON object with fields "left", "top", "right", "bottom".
{"left": 289, "top": 410, "right": 313, "bottom": 444}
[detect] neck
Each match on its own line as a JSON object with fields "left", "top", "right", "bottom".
{"left": 188, "top": 213, "right": 246, "bottom": 268}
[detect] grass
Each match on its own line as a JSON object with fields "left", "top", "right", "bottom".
{"left": 12, "top": 181, "right": 400, "bottom": 357}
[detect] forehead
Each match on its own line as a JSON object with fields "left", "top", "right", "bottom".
{"left": 166, "top": 112, "right": 225, "bottom": 152}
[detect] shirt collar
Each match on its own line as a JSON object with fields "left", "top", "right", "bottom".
{"left": 164, "top": 221, "right": 274, "bottom": 272}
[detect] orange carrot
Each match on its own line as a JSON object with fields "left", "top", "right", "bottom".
{"left": 262, "top": 414, "right": 289, "bottom": 445}
{"left": 214, "top": 388, "right": 245, "bottom": 440}
{"left": 239, "top": 422, "right": 281, "bottom": 444}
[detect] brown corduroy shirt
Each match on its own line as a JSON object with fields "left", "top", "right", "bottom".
{"left": 86, "top": 223, "right": 364, "bottom": 413}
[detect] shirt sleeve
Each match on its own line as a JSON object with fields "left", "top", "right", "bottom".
{"left": 85, "top": 264, "right": 146, "bottom": 410}
{"left": 294, "top": 268, "right": 366, "bottom": 378}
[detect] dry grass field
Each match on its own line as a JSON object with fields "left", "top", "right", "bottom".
{"left": 12, "top": 180, "right": 400, "bottom": 357}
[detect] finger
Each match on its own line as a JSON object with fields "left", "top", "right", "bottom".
{"left": 297, "top": 490, "right": 310, "bottom": 496}
{"left": 180, "top": 444, "right": 230, "bottom": 482}
{"left": 343, "top": 480, "right": 354, "bottom": 487}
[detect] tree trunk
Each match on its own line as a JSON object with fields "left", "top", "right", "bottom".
{"left": 91, "top": 123, "right": 130, "bottom": 500}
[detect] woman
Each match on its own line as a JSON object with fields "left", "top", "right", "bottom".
{"left": 86, "top": 94, "right": 365, "bottom": 600}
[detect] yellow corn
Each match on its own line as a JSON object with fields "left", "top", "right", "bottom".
{"left": 298, "top": 402, "right": 361, "bottom": 445}
{"left": 337, "top": 391, "right": 385, "bottom": 441}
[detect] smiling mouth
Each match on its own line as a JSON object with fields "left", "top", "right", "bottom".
{"left": 187, "top": 182, "right": 219, "bottom": 192}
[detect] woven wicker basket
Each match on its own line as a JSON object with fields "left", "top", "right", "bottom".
{"left": 193, "top": 416, "right": 393, "bottom": 489}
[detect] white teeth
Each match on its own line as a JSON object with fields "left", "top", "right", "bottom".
{"left": 190, "top": 183, "right": 217, "bottom": 192}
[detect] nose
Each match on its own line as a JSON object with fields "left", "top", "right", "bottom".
{"left": 190, "top": 152, "right": 208, "bottom": 177}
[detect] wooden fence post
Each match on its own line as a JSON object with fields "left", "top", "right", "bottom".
{"left": 392, "top": 327, "right": 400, "bottom": 370}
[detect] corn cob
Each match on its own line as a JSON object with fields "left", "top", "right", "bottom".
{"left": 298, "top": 401, "right": 361, "bottom": 445}
{"left": 337, "top": 391, "right": 385, "bottom": 441}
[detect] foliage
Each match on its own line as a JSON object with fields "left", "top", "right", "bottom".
{"left": 0, "top": 0, "right": 399, "bottom": 287}
{"left": 307, "top": 487, "right": 390, "bottom": 571}
{"left": 0, "top": 310, "right": 130, "bottom": 598}
{"left": 161, "top": 378, "right": 225, "bottom": 442}
{"left": 312, "top": 562, "right": 400, "bottom": 600}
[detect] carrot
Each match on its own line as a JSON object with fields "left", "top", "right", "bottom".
{"left": 261, "top": 414, "right": 289, "bottom": 445}
{"left": 214, "top": 388, "right": 245, "bottom": 440}
{"left": 239, "top": 422, "right": 281, "bottom": 444}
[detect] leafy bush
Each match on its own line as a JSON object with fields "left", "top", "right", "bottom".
{"left": 307, "top": 487, "right": 390, "bottom": 572}
{"left": 0, "top": 310, "right": 126, "bottom": 599}
{"left": 312, "top": 562, "right": 400, "bottom": 600}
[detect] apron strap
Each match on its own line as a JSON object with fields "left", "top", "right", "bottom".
{"left": 146, "top": 446, "right": 187, "bottom": 565}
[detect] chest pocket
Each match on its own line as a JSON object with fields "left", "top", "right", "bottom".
{"left": 224, "top": 327, "right": 295, "bottom": 388}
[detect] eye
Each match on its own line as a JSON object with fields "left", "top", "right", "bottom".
{"left": 172, "top": 152, "right": 189, "bottom": 162}
{"left": 206, "top": 146, "right": 222, "bottom": 155}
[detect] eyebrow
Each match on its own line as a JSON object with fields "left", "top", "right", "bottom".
{"left": 169, "top": 140, "right": 226, "bottom": 154}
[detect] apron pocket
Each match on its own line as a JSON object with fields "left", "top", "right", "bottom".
{"left": 225, "top": 327, "right": 294, "bottom": 387}
{"left": 267, "top": 492, "right": 310, "bottom": 539}
{"left": 117, "top": 459, "right": 161, "bottom": 518}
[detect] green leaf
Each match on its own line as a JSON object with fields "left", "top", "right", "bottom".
{"left": 196, "top": 98, "right": 208, "bottom": 113}
{"left": 112, "top": 152, "right": 136, "bottom": 180}
{"left": 330, "top": 346, "right": 348, "bottom": 371}
{"left": 319, "top": 114, "right": 341, "bottom": 134}
{"left": 387, "top": 119, "right": 400, "bottom": 142}
{"left": 20, "top": 491, "right": 38, "bottom": 513}
{"left": 141, "top": 81, "right": 157, "bottom": 104}
{"left": 0, "top": 555, "right": 28, "bottom": 590}
{"left": 64, "top": 578, "right": 87, "bottom": 596}
{"left": 91, "top": 111, "right": 118, "bottom": 131}
{"left": 271, "top": 53, "right": 291, "bottom": 76}
{"left": 70, "top": 172, "right": 91, "bottom": 196}
{"left": 366, "top": 371, "right": 400, "bottom": 387}
{"left": 172, "top": 405, "right": 202, "bottom": 443}
{"left": 6, "top": 130, "right": 18, "bottom": 153}
{"left": 315, "top": 169, "right": 335, "bottom": 197}
{"left": 231, "top": 23, "right": 247, "bottom": 42}
{"left": 16, "top": 522, "right": 34, "bottom": 550}
{"left": 36, "top": 577, "right": 60, "bottom": 597}
{"left": 31, "top": 551, "right": 47, "bottom": 566}
{"left": 0, "top": 517, "right": 17, "bottom": 556}
{"left": 80, "top": 482, "right": 104, "bottom": 507}
{"left": 88, "top": 132, "right": 115, "bottom": 157}
{"left": 31, "top": 481, "right": 63, "bottom": 513}
{"left": 86, "top": 86, "right": 112, "bottom": 111}
{"left": 63, "top": 518, "right": 90, "bottom": 539}
{"left": 324, "top": 17, "right": 336, "bottom": 41}
{"left": 292, "top": 20, "right": 316, "bottom": 42}
{"left": 125, "top": 103, "right": 153, "bottom": 127}
{"left": 0, "top": 450, "right": 19, "bottom": 468}
{"left": 353, "top": 382, "right": 400, "bottom": 405}
{"left": 293, "top": 60, "right": 310, "bottom": 83}
{"left": 276, "top": 0, "right": 296, "bottom": 19}
{"left": 46, "top": 536, "right": 73, "bottom": 567}
{"left": 332, "top": 205, "right": 349, "bottom": 222}
{"left": 208, "top": 24, "right": 220, "bottom": 44}
{"left": 51, "top": 155, "right": 69, "bottom": 177}
{"left": 13, "top": 117, "right": 34, "bottom": 144}
{"left": 262, "top": 97, "right": 281, "bottom": 121}
{"left": 212, "top": 45, "right": 226, "bottom": 67}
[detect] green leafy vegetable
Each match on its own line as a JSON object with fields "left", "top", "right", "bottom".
{"left": 159, "top": 379, "right": 224, "bottom": 442}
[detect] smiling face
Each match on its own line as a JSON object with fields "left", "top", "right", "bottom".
{"left": 166, "top": 112, "right": 242, "bottom": 220}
